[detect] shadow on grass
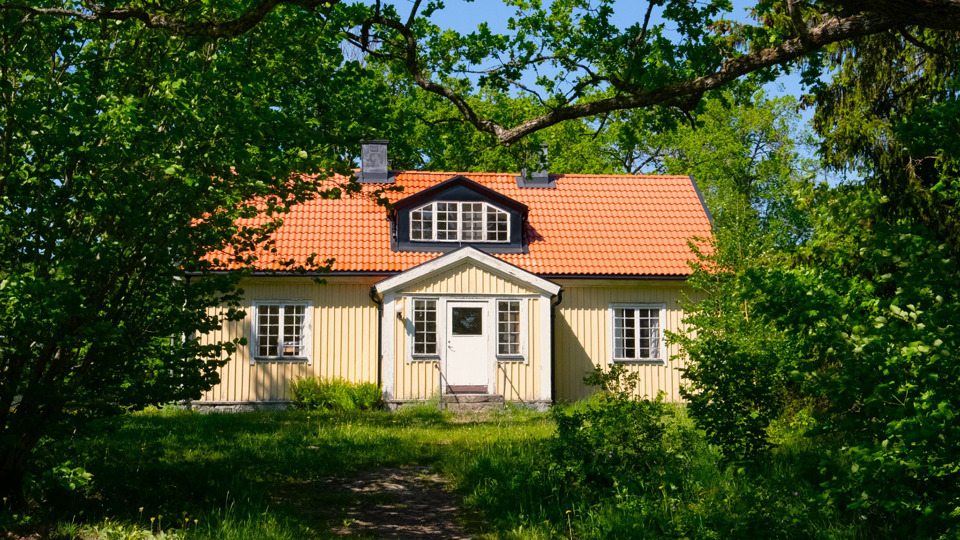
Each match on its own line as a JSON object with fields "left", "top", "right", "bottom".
{"left": 20, "top": 406, "right": 554, "bottom": 539}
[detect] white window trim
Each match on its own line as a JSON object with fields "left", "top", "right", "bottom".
{"left": 410, "top": 296, "right": 441, "bottom": 361}
{"left": 409, "top": 201, "right": 511, "bottom": 243}
{"left": 609, "top": 303, "right": 666, "bottom": 365}
{"left": 250, "top": 300, "right": 313, "bottom": 365}
{"left": 495, "top": 298, "right": 528, "bottom": 362}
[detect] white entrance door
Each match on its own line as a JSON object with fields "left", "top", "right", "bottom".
{"left": 444, "top": 301, "right": 489, "bottom": 389}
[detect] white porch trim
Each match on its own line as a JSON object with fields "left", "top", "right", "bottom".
{"left": 538, "top": 293, "right": 552, "bottom": 401}
{"left": 381, "top": 291, "right": 397, "bottom": 401}
{"left": 372, "top": 246, "right": 561, "bottom": 297}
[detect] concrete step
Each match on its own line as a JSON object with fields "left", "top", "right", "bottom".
{"left": 441, "top": 393, "right": 505, "bottom": 404}
{"left": 444, "top": 400, "right": 505, "bottom": 413}
{"left": 441, "top": 393, "right": 505, "bottom": 412}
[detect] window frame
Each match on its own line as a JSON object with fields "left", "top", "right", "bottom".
{"left": 609, "top": 303, "right": 666, "bottom": 365}
{"left": 411, "top": 297, "right": 440, "bottom": 360}
{"left": 496, "top": 298, "right": 528, "bottom": 361}
{"left": 409, "top": 201, "right": 511, "bottom": 243}
{"left": 251, "top": 300, "right": 313, "bottom": 364}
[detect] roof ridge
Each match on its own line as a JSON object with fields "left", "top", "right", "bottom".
{"left": 392, "top": 171, "right": 691, "bottom": 179}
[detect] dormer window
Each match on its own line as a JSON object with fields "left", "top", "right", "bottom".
{"left": 410, "top": 201, "right": 510, "bottom": 243}
{"left": 392, "top": 175, "right": 526, "bottom": 253}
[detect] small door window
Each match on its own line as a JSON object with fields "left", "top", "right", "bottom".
{"left": 451, "top": 307, "right": 483, "bottom": 335}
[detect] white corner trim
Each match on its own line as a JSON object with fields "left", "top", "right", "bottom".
{"left": 538, "top": 294, "right": 552, "bottom": 401}
{"left": 373, "top": 246, "right": 561, "bottom": 297}
{"left": 381, "top": 292, "right": 397, "bottom": 401}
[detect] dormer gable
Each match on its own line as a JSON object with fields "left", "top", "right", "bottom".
{"left": 391, "top": 175, "right": 528, "bottom": 254}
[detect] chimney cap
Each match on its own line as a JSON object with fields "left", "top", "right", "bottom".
{"left": 516, "top": 143, "right": 554, "bottom": 188}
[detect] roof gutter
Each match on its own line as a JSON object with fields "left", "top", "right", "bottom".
{"left": 185, "top": 270, "right": 398, "bottom": 277}
{"left": 368, "top": 287, "right": 384, "bottom": 392}
{"left": 188, "top": 271, "right": 691, "bottom": 281}
{"left": 540, "top": 274, "right": 690, "bottom": 281}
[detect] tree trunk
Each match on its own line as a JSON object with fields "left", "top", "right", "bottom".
{"left": 0, "top": 398, "right": 52, "bottom": 507}
{"left": 0, "top": 446, "right": 30, "bottom": 507}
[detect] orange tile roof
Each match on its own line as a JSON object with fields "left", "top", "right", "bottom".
{"left": 221, "top": 171, "right": 712, "bottom": 277}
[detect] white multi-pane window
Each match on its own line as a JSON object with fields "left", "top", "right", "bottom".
{"left": 412, "top": 298, "right": 438, "bottom": 356}
{"left": 410, "top": 205, "right": 434, "bottom": 240}
{"left": 461, "top": 202, "right": 484, "bottom": 241}
{"left": 486, "top": 205, "right": 509, "bottom": 242}
{"left": 497, "top": 300, "right": 522, "bottom": 357}
{"left": 612, "top": 305, "right": 663, "bottom": 362}
{"left": 435, "top": 202, "right": 458, "bottom": 240}
{"left": 410, "top": 202, "right": 510, "bottom": 242}
{"left": 253, "top": 302, "right": 311, "bottom": 362}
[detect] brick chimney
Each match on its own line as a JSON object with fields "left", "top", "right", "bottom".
{"left": 357, "top": 140, "right": 394, "bottom": 184}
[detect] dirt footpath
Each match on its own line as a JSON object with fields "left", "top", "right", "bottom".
{"left": 284, "top": 466, "right": 472, "bottom": 539}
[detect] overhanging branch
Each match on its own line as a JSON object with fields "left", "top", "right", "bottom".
{"left": 0, "top": 0, "right": 339, "bottom": 37}
{"left": 5, "top": 0, "right": 960, "bottom": 144}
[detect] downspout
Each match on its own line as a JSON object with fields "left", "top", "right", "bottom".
{"left": 550, "top": 289, "right": 564, "bottom": 404}
{"left": 369, "top": 287, "right": 383, "bottom": 390}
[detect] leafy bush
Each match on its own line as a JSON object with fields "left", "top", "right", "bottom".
{"left": 672, "top": 260, "right": 801, "bottom": 463}
{"left": 550, "top": 365, "right": 668, "bottom": 493}
{"left": 23, "top": 461, "right": 93, "bottom": 507}
{"left": 289, "top": 377, "right": 382, "bottom": 412}
{"left": 744, "top": 188, "right": 960, "bottom": 536}
{"left": 352, "top": 382, "right": 383, "bottom": 411}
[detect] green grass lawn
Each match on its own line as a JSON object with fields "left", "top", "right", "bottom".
{"left": 4, "top": 403, "right": 898, "bottom": 539}
{"left": 10, "top": 404, "right": 556, "bottom": 539}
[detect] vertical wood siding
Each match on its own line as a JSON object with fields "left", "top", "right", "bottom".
{"left": 404, "top": 262, "right": 537, "bottom": 295}
{"left": 197, "top": 272, "right": 691, "bottom": 405}
{"left": 493, "top": 297, "right": 541, "bottom": 401}
{"left": 198, "top": 277, "right": 380, "bottom": 403}
{"left": 554, "top": 279, "right": 691, "bottom": 402}
{"left": 391, "top": 302, "right": 440, "bottom": 400}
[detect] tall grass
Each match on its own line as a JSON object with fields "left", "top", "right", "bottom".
{"left": 6, "top": 403, "right": 901, "bottom": 539}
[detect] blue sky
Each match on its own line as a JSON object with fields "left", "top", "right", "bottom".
{"left": 407, "top": 0, "right": 829, "bottom": 170}
{"left": 421, "top": 0, "right": 809, "bottom": 99}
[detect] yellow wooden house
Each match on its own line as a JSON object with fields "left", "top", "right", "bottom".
{"left": 196, "top": 141, "right": 712, "bottom": 409}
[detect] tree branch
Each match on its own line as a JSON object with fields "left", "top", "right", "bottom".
{"left": 787, "top": 0, "right": 813, "bottom": 45}
{"left": 366, "top": 12, "right": 510, "bottom": 141}
{"left": 0, "top": 0, "right": 339, "bottom": 38}
{"left": 402, "top": 10, "right": 921, "bottom": 145}
{"left": 7, "top": 0, "right": 960, "bottom": 146}
{"left": 897, "top": 26, "right": 948, "bottom": 55}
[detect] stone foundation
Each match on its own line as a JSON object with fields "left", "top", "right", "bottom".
{"left": 190, "top": 400, "right": 293, "bottom": 413}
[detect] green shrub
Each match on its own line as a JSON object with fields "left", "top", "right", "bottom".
{"left": 744, "top": 190, "right": 960, "bottom": 536}
{"left": 353, "top": 382, "right": 383, "bottom": 411}
{"left": 289, "top": 377, "right": 382, "bottom": 412}
{"left": 549, "top": 365, "right": 668, "bottom": 494}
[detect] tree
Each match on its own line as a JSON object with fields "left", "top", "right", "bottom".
{"left": 671, "top": 22, "right": 960, "bottom": 529}
{"left": 813, "top": 29, "right": 960, "bottom": 241}
{"left": 739, "top": 185, "right": 960, "bottom": 535}
{"left": 5, "top": 1, "right": 959, "bottom": 144}
{"left": 376, "top": 78, "right": 665, "bottom": 175}
{"left": 0, "top": 6, "right": 395, "bottom": 502}
{"left": 664, "top": 92, "right": 814, "bottom": 461}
